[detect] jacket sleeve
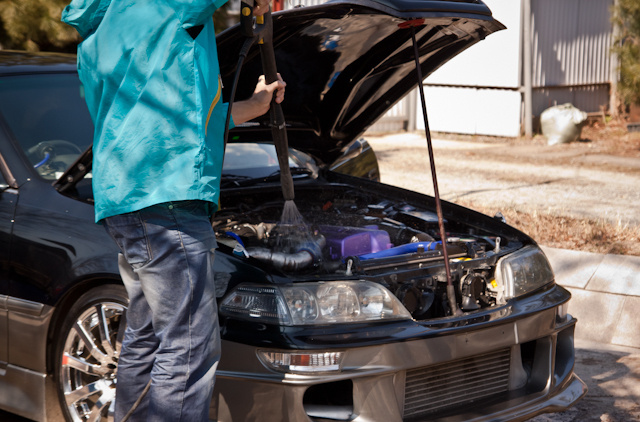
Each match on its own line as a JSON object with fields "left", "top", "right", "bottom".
{"left": 61, "top": 0, "right": 112, "bottom": 39}
{"left": 169, "top": 0, "right": 230, "bottom": 28}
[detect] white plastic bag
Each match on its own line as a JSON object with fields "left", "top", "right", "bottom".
{"left": 540, "top": 103, "right": 588, "bottom": 145}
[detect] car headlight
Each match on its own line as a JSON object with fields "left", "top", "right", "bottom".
{"left": 220, "top": 281, "right": 412, "bottom": 326}
{"left": 496, "top": 245, "right": 555, "bottom": 299}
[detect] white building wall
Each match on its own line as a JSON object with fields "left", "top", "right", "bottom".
{"left": 419, "top": 87, "right": 522, "bottom": 138}
{"left": 427, "top": 0, "right": 522, "bottom": 88}
{"left": 421, "top": 0, "right": 523, "bottom": 137}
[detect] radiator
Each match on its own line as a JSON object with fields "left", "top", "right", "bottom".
{"left": 403, "top": 348, "right": 511, "bottom": 419}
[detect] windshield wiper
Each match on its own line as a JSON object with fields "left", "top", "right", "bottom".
{"left": 220, "top": 167, "right": 313, "bottom": 188}
{"left": 54, "top": 146, "right": 93, "bottom": 193}
{"left": 220, "top": 174, "right": 254, "bottom": 188}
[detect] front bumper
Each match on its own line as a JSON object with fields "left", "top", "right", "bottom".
{"left": 210, "top": 284, "right": 587, "bottom": 421}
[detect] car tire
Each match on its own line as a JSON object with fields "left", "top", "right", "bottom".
{"left": 53, "top": 285, "right": 128, "bottom": 422}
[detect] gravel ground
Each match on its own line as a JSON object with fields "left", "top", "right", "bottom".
{"left": 366, "top": 132, "right": 640, "bottom": 227}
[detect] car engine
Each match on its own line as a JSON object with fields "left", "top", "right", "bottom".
{"left": 213, "top": 186, "right": 518, "bottom": 320}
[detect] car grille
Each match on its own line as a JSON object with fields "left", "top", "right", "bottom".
{"left": 403, "top": 348, "right": 511, "bottom": 419}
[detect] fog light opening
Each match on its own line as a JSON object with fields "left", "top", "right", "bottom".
{"left": 554, "top": 326, "right": 576, "bottom": 385}
{"left": 304, "top": 380, "right": 354, "bottom": 421}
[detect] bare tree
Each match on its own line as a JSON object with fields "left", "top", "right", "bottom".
{"left": 0, "top": 0, "right": 80, "bottom": 52}
{"left": 612, "top": 0, "right": 640, "bottom": 108}
{"left": 0, "top": 0, "right": 231, "bottom": 53}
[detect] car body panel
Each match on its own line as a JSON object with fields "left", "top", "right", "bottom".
{"left": 0, "top": 361, "right": 48, "bottom": 421}
{"left": 212, "top": 299, "right": 582, "bottom": 421}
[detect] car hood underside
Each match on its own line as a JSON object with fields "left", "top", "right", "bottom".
{"left": 217, "top": 0, "right": 504, "bottom": 164}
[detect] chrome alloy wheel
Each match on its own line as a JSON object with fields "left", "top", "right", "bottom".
{"left": 58, "top": 287, "right": 127, "bottom": 422}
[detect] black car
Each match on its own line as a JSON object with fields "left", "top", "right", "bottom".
{"left": 0, "top": 0, "right": 586, "bottom": 421}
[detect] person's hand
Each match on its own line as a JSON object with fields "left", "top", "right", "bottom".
{"left": 231, "top": 74, "right": 286, "bottom": 125}
{"left": 252, "top": 74, "right": 286, "bottom": 110}
{"left": 253, "top": 0, "right": 271, "bottom": 16}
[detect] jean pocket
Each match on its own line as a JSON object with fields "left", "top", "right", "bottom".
{"left": 170, "top": 200, "right": 211, "bottom": 217}
{"left": 104, "top": 213, "right": 151, "bottom": 269}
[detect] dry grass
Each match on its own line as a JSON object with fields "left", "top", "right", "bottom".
{"left": 456, "top": 200, "right": 640, "bottom": 257}
{"left": 579, "top": 119, "right": 640, "bottom": 157}
{"left": 435, "top": 119, "right": 640, "bottom": 157}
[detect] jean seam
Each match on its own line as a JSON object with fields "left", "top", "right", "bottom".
{"left": 141, "top": 214, "right": 153, "bottom": 266}
{"left": 169, "top": 205, "right": 194, "bottom": 421}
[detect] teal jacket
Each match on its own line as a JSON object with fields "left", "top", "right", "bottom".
{"left": 62, "top": 0, "right": 232, "bottom": 222}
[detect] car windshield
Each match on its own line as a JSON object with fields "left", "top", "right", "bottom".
{"left": 222, "top": 143, "right": 317, "bottom": 181}
{"left": 0, "top": 73, "right": 317, "bottom": 182}
{"left": 0, "top": 73, "right": 93, "bottom": 180}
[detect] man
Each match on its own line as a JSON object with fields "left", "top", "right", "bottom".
{"left": 61, "top": 0, "right": 285, "bottom": 420}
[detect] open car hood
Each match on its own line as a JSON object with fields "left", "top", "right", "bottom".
{"left": 217, "top": 0, "right": 504, "bottom": 164}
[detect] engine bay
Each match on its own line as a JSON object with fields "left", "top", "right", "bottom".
{"left": 213, "top": 186, "right": 520, "bottom": 319}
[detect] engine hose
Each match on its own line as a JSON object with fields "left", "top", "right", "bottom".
{"left": 247, "top": 236, "right": 325, "bottom": 272}
{"left": 223, "top": 34, "right": 258, "bottom": 148}
{"left": 247, "top": 247, "right": 315, "bottom": 272}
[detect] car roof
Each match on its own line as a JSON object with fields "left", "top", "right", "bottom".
{"left": 0, "top": 50, "right": 77, "bottom": 76}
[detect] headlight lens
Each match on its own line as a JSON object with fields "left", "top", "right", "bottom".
{"left": 220, "top": 281, "right": 411, "bottom": 326}
{"left": 496, "top": 245, "right": 555, "bottom": 298}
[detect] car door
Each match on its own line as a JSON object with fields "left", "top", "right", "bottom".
{"left": 0, "top": 69, "right": 106, "bottom": 374}
{"left": 0, "top": 178, "right": 16, "bottom": 365}
{"left": 0, "top": 128, "right": 21, "bottom": 366}
{"left": 0, "top": 70, "right": 96, "bottom": 302}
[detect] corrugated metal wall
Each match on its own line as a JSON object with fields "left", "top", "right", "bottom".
{"left": 531, "top": 0, "right": 613, "bottom": 116}
{"left": 531, "top": 0, "right": 612, "bottom": 86}
{"left": 283, "top": 0, "right": 327, "bottom": 8}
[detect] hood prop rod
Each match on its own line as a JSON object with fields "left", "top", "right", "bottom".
{"left": 409, "top": 24, "right": 462, "bottom": 317}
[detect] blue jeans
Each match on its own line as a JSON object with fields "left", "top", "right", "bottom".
{"left": 104, "top": 201, "right": 220, "bottom": 422}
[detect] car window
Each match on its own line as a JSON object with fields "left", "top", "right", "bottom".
{"left": 0, "top": 73, "right": 93, "bottom": 180}
{"left": 223, "top": 143, "right": 280, "bottom": 170}
{"left": 0, "top": 73, "right": 318, "bottom": 183}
